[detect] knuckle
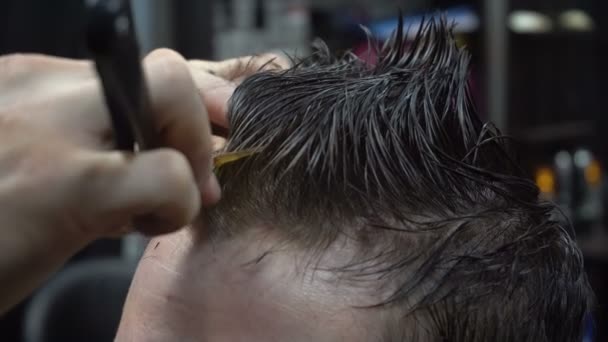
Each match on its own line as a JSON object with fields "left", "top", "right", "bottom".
{"left": 155, "top": 149, "right": 195, "bottom": 191}
{"left": 146, "top": 48, "right": 185, "bottom": 64}
{"left": 258, "top": 52, "right": 291, "bottom": 69}
{"left": 146, "top": 48, "right": 191, "bottom": 82}
{"left": 146, "top": 49, "right": 196, "bottom": 109}
{"left": 76, "top": 151, "right": 125, "bottom": 190}
{"left": 154, "top": 149, "right": 200, "bottom": 224}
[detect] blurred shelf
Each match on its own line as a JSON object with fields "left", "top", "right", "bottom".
{"left": 578, "top": 231, "right": 608, "bottom": 263}
{"left": 511, "top": 30, "right": 595, "bottom": 38}
{"left": 369, "top": 6, "right": 479, "bottom": 41}
{"left": 508, "top": 8, "right": 595, "bottom": 37}
{"left": 517, "top": 120, "right": 594, "bottom": 144}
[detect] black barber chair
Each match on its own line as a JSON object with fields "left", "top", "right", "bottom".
{"left": 23, "top": 258, "right": 135, "bottom": 342}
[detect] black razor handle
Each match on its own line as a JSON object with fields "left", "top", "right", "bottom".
{"left": 86, "top": 0, "right": 158, "bottom": 150}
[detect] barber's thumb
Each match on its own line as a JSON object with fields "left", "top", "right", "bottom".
{"left": 77, "top": 148, "right": 201, "bottom": 237}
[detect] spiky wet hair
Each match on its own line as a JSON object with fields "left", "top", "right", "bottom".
{"left": 208, "top": 18, "right": 592, "bottom": 341}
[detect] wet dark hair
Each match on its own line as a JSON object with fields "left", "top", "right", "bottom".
{"left": 209, "top": 17, "right": 593, "bottom": 342}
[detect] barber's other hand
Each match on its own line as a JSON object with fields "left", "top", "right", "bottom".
{"left": 0, "top": 49, "right": 287, "bottom": 312}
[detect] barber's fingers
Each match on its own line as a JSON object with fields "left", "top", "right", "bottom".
{"left": 50, "top": 49, "right": 223, "bottom": 204}
{"left": 142, "top": 49, "right": 217, "bottom": 193}
{"left": 146, "top": 51, "right": 291, "bottom": 138}
{"left": 212, "top": 135, "right": 227, "bottom": 151}
{"left": 1, "top": 52, "right": 284, "bottom": 150}
{"left": 73, "top": 148, "right": 202, "bottom": 236}
{"left": 184, "top": 68, "right": 234, "bottom": 129}
{"left": 187, "top": 53, "right": 290, "bottom": 128}
{"left": 189, "top": 53, "right": 291, "bottom": 81}
{"left": 14, "top": 49, "right": 221, "bottom": 203}
{"left": 3, "top": 51, "right": 219, "bottom": 177}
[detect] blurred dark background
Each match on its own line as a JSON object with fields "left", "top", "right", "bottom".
{"left": 0, "top": 0, "right": 606, "bottom": 341}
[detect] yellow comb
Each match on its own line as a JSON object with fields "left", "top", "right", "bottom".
{"left": 213, "top": 150, "right": 259, "bottom": 169}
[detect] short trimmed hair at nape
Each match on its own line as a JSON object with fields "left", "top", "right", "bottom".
{"left": 207, "top": 16, "right": 593, "bottom": 342}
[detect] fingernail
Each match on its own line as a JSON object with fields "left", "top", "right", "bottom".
{"left": 201, "top": 174, "right": 221, "bottom": 206}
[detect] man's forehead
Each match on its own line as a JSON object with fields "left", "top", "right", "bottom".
{"left": 116, "top": 226, "right": 384, "bottom": 341}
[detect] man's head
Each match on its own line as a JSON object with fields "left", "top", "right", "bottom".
{"left": 117, "top": 18, "right": 592, "bottom": 341}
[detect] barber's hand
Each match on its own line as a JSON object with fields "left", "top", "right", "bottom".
{"left": 0, "top": 49, "right": 287, "bottom": 312}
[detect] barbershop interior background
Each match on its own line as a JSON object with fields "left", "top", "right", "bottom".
{"left": 0, "top": 0, "right": 607, "bottom": 341}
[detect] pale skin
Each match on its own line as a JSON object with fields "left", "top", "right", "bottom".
{"left": 0, "top": 48, "right": 288, "bottom": 314}
{"left": 116, "top": 227, "right": 387, "bottom": 341}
